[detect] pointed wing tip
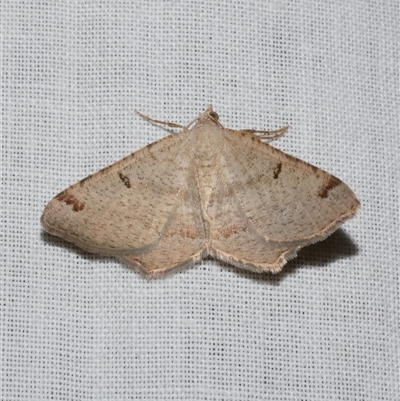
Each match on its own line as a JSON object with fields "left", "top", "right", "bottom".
{"left": 40, "top": 202, "right": 55, "bottom": 234}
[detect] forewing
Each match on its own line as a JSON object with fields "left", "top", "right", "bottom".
{"left": 208, "top": 130, "right": 360, "bottom": 272}
{"left": 41, "top": 130, "right": 194, "bottom": 255}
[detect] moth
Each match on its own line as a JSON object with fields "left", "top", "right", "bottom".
{"left": 41, "top": 106, "right": 360, "bottom": 276}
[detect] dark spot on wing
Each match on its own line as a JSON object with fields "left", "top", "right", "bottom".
{"left": 273, "top": 162, "right": 282, "bottom": 179}
{"left": 118, "top": 173, "right": 131, "bottom": 188}
{"left": 56, "top": 192, "right": 85, "bottom": 212}
{"left": 72, "top": 201, "right": 85, "bottom": 211}
{"left": 318, "top": 174, "right": 341, "bottom": 198}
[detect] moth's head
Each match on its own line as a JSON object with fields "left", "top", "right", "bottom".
{"left": 195, "top": 105, "right": 220, "bottom": 126}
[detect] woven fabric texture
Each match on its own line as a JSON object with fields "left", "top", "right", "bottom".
{"left": 2, "top": 1, "right": 399, "bottom": 400}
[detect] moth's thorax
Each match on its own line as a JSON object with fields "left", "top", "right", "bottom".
{"left": 192, "top": 122, "right": 222, "bottom": 165}
{"left": 191, "top": 122, "right": 224, "bottom": 236}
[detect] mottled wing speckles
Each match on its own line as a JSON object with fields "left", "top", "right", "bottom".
{"left": 41, "top": 106, "right": 359, "bottom": 276}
